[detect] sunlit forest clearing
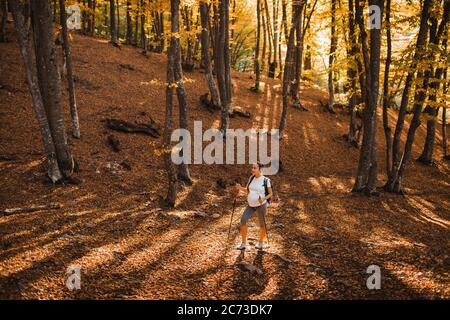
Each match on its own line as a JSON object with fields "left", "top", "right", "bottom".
{"left": 0, "top": 0, "right": 449, "bottom": 299}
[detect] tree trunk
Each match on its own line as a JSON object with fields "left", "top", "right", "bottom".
{"left": 387, "top": 0, "right": 448, "bottom": 193}
{"left": 382, "top": 0, "right": 392, "bottom": 175}
{"left": 443, "top": 60, "right": 448, "bottom": 159}
{"left": 289, "top": 0, "right": 304, "bottom": 109}
{"left": 172, "top": 0, "right": 192, "bottom": 184}
{"left": 346, "top": 0, "right": 358, "bottom": 145}
{"left": 59, "top": 0, "right": 80, "bottom": 139}
{"left": 254, "top": 0, "right": 261, "bottom": 92}
{"left": 327, "top": 0, "right": 337, "bottom": 113}
{"left": 200, "top": 1, "right": 221, "bottom": 109}
{"left": 217, "top": 0, "right": 231, "bottom": 134}
{"left": 0, "top": 0, "right": 7, "bottom": 42}
{"left": 140, "top": 0, "right": 146, "bottom": 51}
{"left": 182, "top": 5, "right": 194, "bottom": 71}
{"left": 352, "top": 0, "right": 384, "bottom": 195}
{"left": 269, "top": 0, "right": 278, "bottom": 78}
{"left": 386, "top": 0, "right": 433, "bottom": 193}
{"left": 164, "top": 0, "right": 181, "bottom": 207}
{"left": 9, "top": 0, "right": 63, "bottom": 182}
{"left": 418, "top": 39, "right": 448, "bottom": 165}
{"left": 278, "top": 1, "right": 301, "bottom": 138}
{"left": 134, "top": 1, "right": 139, "bottom": 46}
{"left": 126, "top": 1, "right": 132, "bottom": 44}
{"left": 109, "top": 0, "right": 117, "bottom": 43}
{"left": 31, "top": 0, "right": 74, "bottom": 177}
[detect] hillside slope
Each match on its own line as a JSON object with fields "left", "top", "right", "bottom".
{"left": 0, "top": 30, "right": 449, "bottom": 299}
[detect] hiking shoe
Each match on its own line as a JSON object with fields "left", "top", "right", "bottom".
{"left": 237, "top": 243, "right": 248, "bottom": 250}
{"left": 255, "top": 242, "right": 265, "bottom": 250}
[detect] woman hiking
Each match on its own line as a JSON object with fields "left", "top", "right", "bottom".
{"left": 235, "top": 163, "right": 273, "bottom": 250}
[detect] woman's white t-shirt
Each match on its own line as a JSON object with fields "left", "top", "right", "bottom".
{"left": 247, "top": 175, "right": 271, "bottom": 207}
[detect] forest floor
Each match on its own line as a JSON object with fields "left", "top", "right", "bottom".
{"left": 0, "top": 28, "right": 449, "bottom": 299}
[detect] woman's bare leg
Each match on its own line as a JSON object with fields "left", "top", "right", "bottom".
{"left": 258, "top": 227, "right": 266, "bottom": 243}
{"left": 240, "top": 225, "right": 248, "bottom": 244}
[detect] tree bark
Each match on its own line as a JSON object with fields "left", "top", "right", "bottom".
{"left": 9, "top": 0, "right": 63, "bottom": 182}
{"left": 352, "top": 0, "right": 384, "bottom": 195}
{"left": 382, "top": 0, "right": 392, "bottom": 175}
{"left": 109, "top": 0, "right": 117, "bottom": 43}
{"left": 32, "top": 0, "right": 74, "bottom": 177}
{"left": 172, "top": 0, "right": 192, "bottom": 184}
{"left": 126, "top": 1, "right": 132, "bottom": 44}
{"left": 200, "top": 1, "right": 221, "bottom": 109}
{"left": 254, "top": 0, "right": 261, "bottom": 92}
{"left": 278, "top": 1, "right": 301, "bottom": 138}
{"left": 140, "top": 0, "right": 146, "bottom": 51}
{"left": 164, "top": 0, "right": 181, "bottom": 207}
{"left": 327, "top": 0, "right": 337, "bottom": 113}
{"left": 0, "top": 0, "right": 7, "bottom": 42}
{"left": 217, "top": 0, "right": 231, "bottom": 134}
{"left": 59, "top": 0, "right": 81, "bottom": 139}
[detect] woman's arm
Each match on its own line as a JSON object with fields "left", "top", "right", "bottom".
{"left": 264, "top": 187, "right": 273, "bottom": 201}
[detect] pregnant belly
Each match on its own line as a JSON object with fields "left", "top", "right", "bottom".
{"left": 247, "top": 193, "right": 260, "bottom": 204}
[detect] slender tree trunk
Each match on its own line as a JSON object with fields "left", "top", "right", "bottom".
{"left": 171, "top": 0, "right": 192, "bottom": 184}
{"left": 327, "top": 0, "right": 337, "bottom": 113}
{"left": 109, "top": 0, "right": 117, "bottom": 43}
{"left": 200, "top": 1, "right": 221, "bottom": 109}
{"left": 382, "top": 0, "right": 392, "bottom": 175}
{"left": 387, "top": 0, "right": 448, "bottom": 193}
{"left": 269, "top": 0, "right": 279, "bottom": 78}
{"left": 31, "top": 0, "right": 74, "bottom": 177}
{"left": 346, "top": 0, "right": 358, "bottom": 145}
{"left": 116, "top": 0, "right": 120, "bottom": 39}
{"left": 352, "top": 0, "right": 384, "bottom": 195}
{"left": 254, "top": 0, "right": 261, "bottom": 92}
{"left": 386, "top": 0, "right": 432, "bottom": 192}
{"left": 140, "top": 0, "right": 146, "bottom": 51}
{"left": 261, "top": 0, "right": 267, "bottom": 74}
{"left": 9, "top": 0, "right": 63, "bottom": 182}
{"left": 126, "top": 1, "right": 132, "bottom": 44}
{"left": 289, "top": 1, "right": 304, "bottom": 109}
{"left": 182, "top": 5, "right": 194, "bottom": 71}
{"left": 443, "top": 61, "right": 448, "bottom": 159}
{"left": 59, "top": 0, "right": 80, "bottom": 139}
{"left": 419, "top": 38, "right": 448, "bottom": 165}
{"left": 134, "top": 0, "right": 139, "bottom": 45}
{"left": 278, "top": 1, "right": 301, "bottom": 138}
{"left": 217, "top": 0, "right": 231, "bottom": 134}
{"left": 0, "top": 0, "right": 7, "bottom": 42}
{"left": 164, "top": 0, "right": 181, "bottom": 207}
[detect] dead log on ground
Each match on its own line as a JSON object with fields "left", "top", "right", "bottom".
{"left": 105, "top": 118, "right": 160, "bottom": 138}
{"left": 2, "top": 203, "right": 61, "bottom": 216}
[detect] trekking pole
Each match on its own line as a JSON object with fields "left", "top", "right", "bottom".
{"left": 259, "top": 196, "right": 270, "bottom": 245}
{"left": 227, "top": 189, "right": 239, "bottom": 241}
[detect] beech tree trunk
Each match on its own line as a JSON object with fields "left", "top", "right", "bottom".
{"left": 382, "top": 0, "right": 392, "bottom": 175}
{"left": 164, "top": 0, "right": 180, "bottom": 207}
{"left": 327, "top": 0, "right": 337, "bottom": 113}
{"left": 278, "top": 1, "right": 301, "bottom": 138}
{"left": 0, "top": 0, "right": 7, "bottom": 42}
{"left": 200, "top": 1, "right": 221, "bottom": 109}
{"left": 126, "top": 1, "right": 132, "bottom": 44}
{"left": 9, "top": 0, "right": 63, "bottom": 182}
{"left": 352, "top": 0, "right": 384, "bottom": 195}
{"left": 59, "top": 0, "right": 81, "bottom": 139}
{"left": 109, "top": 0, "right": 117, "bottom": 43}
{"left": 172, "top": 0, "right": 192, "bottom": 184}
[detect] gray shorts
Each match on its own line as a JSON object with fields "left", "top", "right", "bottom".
{"left": 240, "top": 202, "right": 268, "bottom": 229}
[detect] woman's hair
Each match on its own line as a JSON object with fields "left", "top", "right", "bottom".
{"left": 254, "top": 162, "right": 263, "bottom": 170}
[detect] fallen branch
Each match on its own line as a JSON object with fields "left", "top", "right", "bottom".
{"left": 1, "top": 203, "right": 61, "bottom": 216}
{"left": 105, "top": 118, "right": 160, "bottom": 138}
